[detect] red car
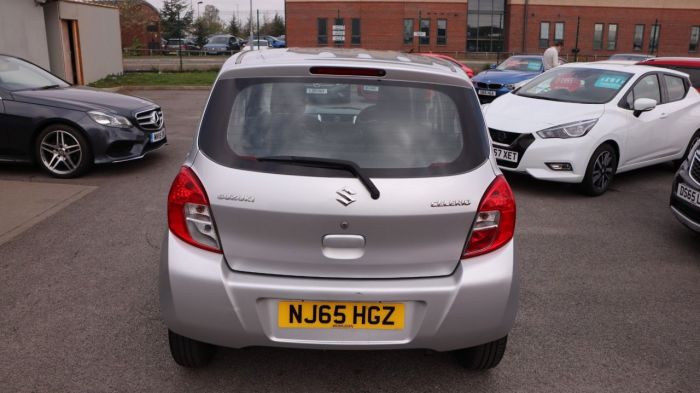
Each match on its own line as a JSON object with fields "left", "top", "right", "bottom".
{"left": 420, "top": 53, "right": 474, "bottom": 78}
{"left": 637, "top": 57, "right": 700, "bottom": 92}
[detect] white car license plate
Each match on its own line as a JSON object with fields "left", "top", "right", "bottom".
{"left": 677, "top": 183, "right": 700, "bottom": 207}
{"left": 150, "top": 130, "right": 165, "bottom": 143}
{"left": 493, "top": 147, "right": 519, "bottom": 163}
{"left": 306, "top": 88, "right": 328, "bottom": 94}
{"left": 478, "top": 89, "right": 496, "bottom": 96}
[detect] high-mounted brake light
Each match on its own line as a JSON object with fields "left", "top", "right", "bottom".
{"left": 167, "top": 167, "right": 222, "bottom": 253}
{"left": 462, "top": 175, "right": 516, "bottom": 258}
{"left": 309, "top": 66, "right": 386, "bottom": 77}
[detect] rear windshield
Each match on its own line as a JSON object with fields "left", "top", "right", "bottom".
{"left": 198, "top": 77, "right": 488, "bottom": 178}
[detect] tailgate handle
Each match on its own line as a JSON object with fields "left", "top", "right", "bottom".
{"left": 322, "top": 235, "right": 365, "bottom": 260}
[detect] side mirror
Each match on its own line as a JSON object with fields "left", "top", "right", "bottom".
{"left": 489, "top": 64, "right": 497, "bottom": 69}
{"left": 632, "top": 98, "right": 656, "bottom": 117}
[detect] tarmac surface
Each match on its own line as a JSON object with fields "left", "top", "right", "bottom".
{"left": 0, "top": 90, "right": 698, "bottom": 392}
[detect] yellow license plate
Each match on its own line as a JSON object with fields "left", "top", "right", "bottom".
{"left": 278, "top": 301, "right": 405, "bottom": 330}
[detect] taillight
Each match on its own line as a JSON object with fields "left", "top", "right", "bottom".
{"left": 167, "top": 167, "right": 222, "bottom": 253}
{"left": 462, "top": 175, "right": 516, "bottom": 258}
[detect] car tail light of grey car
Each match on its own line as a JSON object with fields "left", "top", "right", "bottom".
{"left": 168, "top": 167, "right": 222, "bottom": 253}
{"left": 462, "top": 175, "right": 516, "bottom": 258}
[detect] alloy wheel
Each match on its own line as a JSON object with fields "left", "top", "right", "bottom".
{"left": 39, "top": 130, "right": 83, "bottom": 176}
{"left": 591, "top": 150, "right": 614, "bottom": 191}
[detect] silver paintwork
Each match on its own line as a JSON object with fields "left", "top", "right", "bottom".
{"left": 162, "top": 48, "right": 515, "bottom": 351}
{"left": 160, "top": 232, "right": 518, "bottom": 351}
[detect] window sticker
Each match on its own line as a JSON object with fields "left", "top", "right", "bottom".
{"left": 527, "top": 61, "right": 542, "bottom": 71}
{"left": 594, "top": 74, "right": 628, "bottom": 89}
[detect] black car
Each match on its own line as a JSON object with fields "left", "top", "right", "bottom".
{"left": 0, "top": 54, "right": 166, "bottom": 178}
{"left": 670, "top": 137, "right": 700, "bottom": 232}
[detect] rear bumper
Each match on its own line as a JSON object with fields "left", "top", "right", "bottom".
{"left": 160, "top": 232, "right": 518, "bottom": 351}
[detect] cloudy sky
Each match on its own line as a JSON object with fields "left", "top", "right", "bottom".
{"left": 145, "top": 0, "right": 285, "bottom": 20}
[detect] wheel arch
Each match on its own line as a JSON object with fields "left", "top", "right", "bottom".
{"left": 31, "top": 119, "right": 91, "bottom": 161}
{"left": 597, "top": 139, "right": 621, "bottom": 166}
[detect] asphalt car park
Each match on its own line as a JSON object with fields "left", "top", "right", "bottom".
{"left": 0, "top": 89, "right": 698, "bottom": 392}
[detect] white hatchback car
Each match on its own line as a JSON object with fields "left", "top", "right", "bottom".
{"left": 483, "top": 63, "right": 700, "bottom": 195}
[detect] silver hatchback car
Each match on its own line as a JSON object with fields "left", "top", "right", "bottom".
{"left": 161, "top": 48, "right": 518, "bottom": 369}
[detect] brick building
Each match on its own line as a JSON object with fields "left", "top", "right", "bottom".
{"left": 285, "top": 0, "right": 700, "bottom": 57}
{"left": 96, "top": 0, "right": 162, "bottom": 49}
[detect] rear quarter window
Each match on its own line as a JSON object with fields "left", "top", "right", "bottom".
{"left": 198, "top": 77, "right": 488, "bottom": 178}
{"left": 663, "top": 74, "right": 687, "bottom": 102}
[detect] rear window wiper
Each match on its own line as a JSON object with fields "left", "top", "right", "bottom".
{"left": 37, "top": 84, "right": 61, "bottom": 90}
{"left": 256, "top": 156, "right": 380, "bottom": 200}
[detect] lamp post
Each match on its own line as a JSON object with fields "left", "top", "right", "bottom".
{"left": 197, "top": 1, "right": 203, "bottom": 19}
{"left": 249, "top": 0, "right": 254, "bottom": 47}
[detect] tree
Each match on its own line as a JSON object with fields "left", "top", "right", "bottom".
{"left": 266, "top": 13, "right": 285, "bottom": 37}
{"left": 192, "top": 18, "right": 208, "bottom": 48}
{"left": 159, "top": 0, "right": 193, "bottom": 40}
{"left": 227, "top": 16, "right": 241, "bottom": 37}
{"left": 200, "top": 5, "right": 224, "bottom": 36}
{"left": 242, "top": 16, "right": 253, "bottom": 39}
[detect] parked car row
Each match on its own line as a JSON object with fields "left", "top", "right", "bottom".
{"left": 163, "top": 34, "right": 287, "bottom": 55}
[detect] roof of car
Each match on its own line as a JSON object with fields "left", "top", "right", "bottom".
{"left": 637, "top": 57, "right": 700, "bottom": 67}
{"left": 221, "top": 48, "right": 465, "bottom": 78}
{"left": 559, "top": 61, "right": 690, "bottom": 77}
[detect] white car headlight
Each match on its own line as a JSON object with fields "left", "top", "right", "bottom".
{"left": 537, "top": 119, "right": 598, "bottom": 139}
{"left": 88, "top": 111, "right": 132, "bottom": 128}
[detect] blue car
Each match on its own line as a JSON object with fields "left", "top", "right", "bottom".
{"left": 472, "top": 55, "right": 564, "bottom": 103}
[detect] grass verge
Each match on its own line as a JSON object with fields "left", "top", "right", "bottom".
{"left": 89, "top": 71, "right": 217, "bottom": 88}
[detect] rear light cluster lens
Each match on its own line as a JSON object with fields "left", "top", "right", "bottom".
{"left": 167, "top": 167, "right": 222, "bottom": 253}
{"left": 462, "top": 175, "right": 516, "bottom": 258}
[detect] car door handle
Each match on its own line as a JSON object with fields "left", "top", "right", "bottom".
{"left": 659, "top": 113, "right": 668, "bottom": 119}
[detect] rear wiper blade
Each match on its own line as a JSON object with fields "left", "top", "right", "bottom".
{"left": 257, "top": 156, "right": 380, "bottom": 200}
{"left": 37, "top": 84, "right": 61, "bottom": 90}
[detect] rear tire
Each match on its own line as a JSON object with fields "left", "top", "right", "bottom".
{"left": 454, "top": 336, "right": 508, "bottom": 370}
{"left": 580, "top": 143, "right": 617, "bottom": 196}
{"left": 168, "top": 329, "right": 216, "bottom": 368}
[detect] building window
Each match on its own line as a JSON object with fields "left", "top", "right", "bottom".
{"left": 403, "top": 19, "right": 414, "bottom": 44}
{"left": 633, "top": 24, "right": 644, "bottom": 51}
{"left": 607, "top": 24, "right": 618, "bottom": 50}
{"left": 539, "top": 22, "right": 550, "bottom": 48}
{"left": 333, "top": 18, "right": 345, "bottom": 45}
{"left": 420, "top": 19, "right": 430, "bottom": 45}
{"left": 593, "top": 23, "right": 604, "bottom": 50}
{"left": 351, "top": 18, "right": 361, "bottom": 45}
{"left": 649, "top": 23, "right": 660, "bottom": 53}
{"left": 554, "top": 22, "right": 564, "bottom": 42}
{"left": 690, "top": 26, "right": 699, "bottom": 52}
{"left": 317, "top": 18, "right": 327, "bottom": 45}
{"left": 467, "top": 0, "right": 505, "bottom": 52}
{"left": 437, "top": 19, "right": 447, "bottom": 45}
